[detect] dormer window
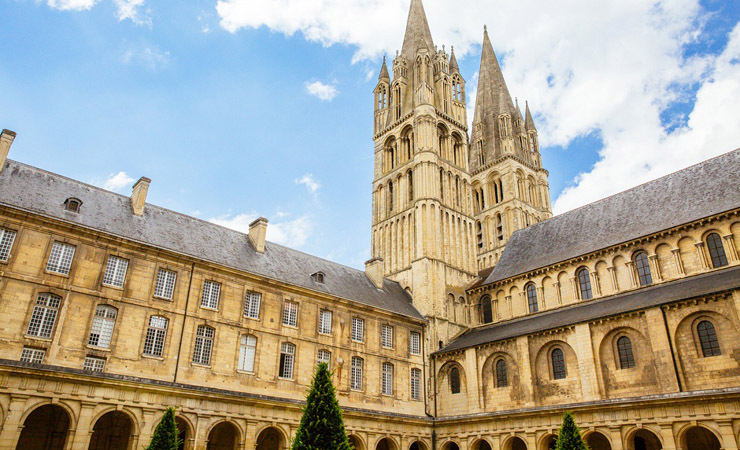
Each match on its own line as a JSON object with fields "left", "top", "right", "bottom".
{"left": 63, "top": 197, "right": 82, "bottom": 213}
{"left": 311, "top": 271, "right": 325, "bottom": 284}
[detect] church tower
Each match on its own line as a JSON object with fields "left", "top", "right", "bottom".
{"left": 371, "top": 0, "right": 477, "bottom": 349}
{"left": 469, "top": 27, "right": 553, "bottom": 271}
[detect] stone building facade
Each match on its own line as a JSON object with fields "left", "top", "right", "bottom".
{"left": 1, "top": 1, "right": 740, "bottom": 450}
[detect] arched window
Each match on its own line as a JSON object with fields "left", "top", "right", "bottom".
{"left": 551, "top": 348, "right": 566, "bottom": 380}
{"left": 481, "top": 295, "right": 492, "bottom": 324}
{"left": 388, "top": 181, "right": 393, "bottom": 213}
{"left": 616, "top": 336, "right": 635, "bottom": 369}
{"left": 88, "top": 305, "right": 118, "bottom": 349}
{"left": 495, "top": 359, "right": 508, "bottom": 387}
{"left": 476, "top": 221, "right": 484, "bottom": 249}
{"left": 449, "top": 367, "right": 461, "bottom": 394}
{"left": 496, "top": 213, "right": 503, "bottom": 241}
{"left": 577, "top": 268, "right": 593, "bottom": 300}
{"left": 408, "top": 170, "right": 414, "bottom": 202}
{"left": 634, "top": 251, "right": 652, "bottom": 286}
{"left": 526, "top": 283, "right": 538, "bottom": 313}
{"left": 706, "top": 233, "right": 728, "bottom": 268}
{"left": 697, "top": 320, "right": 721, "bottom": 357}
{"left": 239, "top": 335, "right": 257, "bottom": 372}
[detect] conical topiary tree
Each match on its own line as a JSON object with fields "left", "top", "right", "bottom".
{"left": 555, "top": 412, "right": 589, "bottom": 450}
{"left": 292, "top": 362, "right": 352, "bottom": 450}
{"left": 146, "top": 407, "right": 180, "bottom": 450}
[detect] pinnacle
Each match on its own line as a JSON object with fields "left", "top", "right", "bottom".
{"left": 449, "top": 46, "right": 459, "bottom": 73}
{"left": 400, "top": 0, "right": 435, "bottom": 59}
{"left": 525, "top": 101, "right": 537, "bottom": 131}
{"left": 379, "top": 55, "right": 390, "bottom": 81}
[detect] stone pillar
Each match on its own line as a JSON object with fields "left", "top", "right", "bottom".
{"left": 69, "top": 401, "right": 97, "bottom": 450}
{"left": 138, "top": 408, "right": 159, "bottom": 449}
{"left": 574, "top": 323, "right": 600, "bottom": 400}
{"left": 570, "top": 277, "right": 579, "bottom": 301}
{"left": 723, "top": 234, "right": 739, "bottom": 262}
{"left": 694, "top": 242, "right": 708, "bottom": 270}
{"left": 659, "top": 423, "right": 677, "bottom": 450}
{"left": 671, "top": 248, "right": 685, "bottom": 275}
{"left": 644, "top": 307, "right": 681, "bottom": 393}
{"left": 0, "top": 395, "right": 29, "bottom": 450}
{"left": 607, "top": 266, "right": 618, "bottom": 292}
{"left": 553, "top": 282, "right": 562, "bottom": 305}
{"left": 194, "top": 415, "right": 211, "bottom": 450}
{"left": 717, "top": 420, "right": 739, "bottom": 450}
{"left": 625, "top": 261, "right": 637, "bottom": 287}
{"left": 590, "top": 272, "right": 601, "bottom": 297}
{"left": 608, "top": 427, "right": 624, "bottom": 450}
{"left": 649, "top": 254, "right": 663, "bottom": 281}
{"left": 516, "top": 336, "right": 535, "bottom": 406}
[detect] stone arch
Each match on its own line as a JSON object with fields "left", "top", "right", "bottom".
{"left": 348, "top": 434, "right": 365, "bottom": 450}
{"left": 409, "top": 440, "right": 429, "bottom": 450}
{"left": 677, "top": 235, "right": 699, "bottom": 275}
{"left": 441, "top": 440, "right": 460, "bottom": 450}
{"left": 597, "top": 326, "right": 658, "bottom": 396}
{"left": 502, "top": 435, "right": 528, "bottom": 450}
{"left": 15, "top": 404, "right": 71, "bottom": 450}
{"left": 481, "top": 350, "right": 516, "bottom": 393}
{"left": 437, "top": 360, "right": 466, "bottom": 394}
{"left": 376, "top": 437, "right": 399, "bottom": 450}
{"left": 254, "top": 425, "right": 286, "bottom": 450}
{"left": 88, "top": 409, "right": 138, "bottom": 450}
{"left": 19, "top": 398, "right": 77, "bottom": 426}
{"left": 207, "top": 421, "right": 241, "bottom": 450}
{"left": 583, "top": 430, "right": 612, "bottom": 450}
{"left": 174, "top": 414, "right": 195, "bottom": 450}
{"left": 470, "top": 438, "right": 492, "bottom": 450}
{"left": 538, "top": 433, "right": 557, "bottom": 450}
{"left": 624, "top": 427, "right": 663, "bottom": 450}
{"left": 676, "top": 424, "right": 722, "bottom": 450}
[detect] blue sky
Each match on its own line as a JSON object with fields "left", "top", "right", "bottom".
{"left": 2, "top": 0, "right": 740, "bottom": 269}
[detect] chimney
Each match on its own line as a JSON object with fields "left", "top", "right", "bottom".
{"left": 365, "top": 258, "right": 384, "bottom": 289}
{"left": 248, "top": 217, "right": 268, "bottom": 254}
{"left": 130, "top": 177, "right": 151, "bottom": 216}
{"left": 0, "top": 129, "right": 17, "bottom": 173}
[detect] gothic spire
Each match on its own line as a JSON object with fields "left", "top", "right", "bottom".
{"left": 379, "top": 55, "right": 390, "bottom": 81}
{"left": 449, "top": 46, "right": 459, "bottom": 73}
{"left": 524, "top": 101, "right": 537, "bottom": 131}
{"left": 400, "top": 0, "right": 436, "bottom": 59}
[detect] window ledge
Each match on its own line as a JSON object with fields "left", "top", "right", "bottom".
{"left": 45, "top": 270, "right": 70, "bottom": 278}
{"left": 153, "top": 295, "right": 174, "bottom": 301}
{"left": 191, "top": 362, "right": 211, "bottom": 368}
{"left": 236, "top": 369, "right": 255, "bottom": 375}
{"left": 282, "top": 324, "right": 298, "bottom": 329}
{"left": 86, "top": 345, "right": 111, "bottom": 352}
{"left": 200, "top": 306, "right": 219, "bottom": 312}
{"left": 24, "top": 335, "right": 52, "bottom": 342}
{"left": 243, "top": 315, "right": 260, "bottom": 321}
{"left": 277, "top": 376, "right": 294, "bottom": 381}
{"left": 142, "top": 354, "right": 164, "bottom": 361}
{"left": 102, "top": 283, "right": 124, "bottom": 291}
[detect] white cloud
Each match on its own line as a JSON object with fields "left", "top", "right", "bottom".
{"left": 47, "top": 0, "right": 98, "bottom": 11}
{"left": 295, "top": 173, "right": 320, "bottom": 196}
{"left": 114, "top": 0, "right": 151, "bottom": 26}
{"left": 103, "top": 171, "right": 135, "bottom": 191}
{"left": 122, "top": 46, "right": 170, "bottom": 71}
{"left": 305, "top": 81, "right": 338, "bottom": 101}
{"left": 209, "top": 213, "right": 314, "bottom": 248}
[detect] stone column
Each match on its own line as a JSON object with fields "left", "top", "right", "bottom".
{"left": 608, "top": 427, "right": 624, "bottom": 450}
{"left": 570, "top": 277, "right": 579, "bottom": 301}
{"left": 0, "top": 395, "right": 29, "bottom": 450}
{"left": 138, "top": 408, "right": 160, "bottom": 449}
{"left": 553, "top": 282, "right": 562, "bottom": 305}
{"left": 717, "top": 419, "right": 739, "bottom": 450}
{"left": 644, "top": 307, "right": 681, "bottom": 392}
{"left": 723, "top": 234, "right": 739, "bottom": 262}
{"left": 694, "top": 242, "right": 708, "bottom": 270}
{"left": 659, "top": 423, "right": 677, "bottom": 450}
{"left": 69, "top": 401, "right": 97, "bottom": 450}
{"left": 649, "top": 254, "right": 663, "bottom": 281}
{"left": 607, "top": 266, "right": 618, "bottom": 292}
{"left": 590, "top": 272, "right": 601, "bottom": 297}
{"left": 574, "top": 323, "right": 600, "bottom": 400}
{"left": 625, "top": 261, "right": 637, "bottom": 288}
{"left": 671, "top": 248, "right": 685, "bottom": 275}
{"left": 516, "top": 336, "right": 535, "bottom": 406}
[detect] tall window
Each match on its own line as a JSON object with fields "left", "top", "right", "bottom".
{"left": 238, "top": 335, "right": 257, "bottom": 372}
{"left": 88, "top": 305, "right": 117, "bottom": 348}
{"left": 27, "top": 293, "right": 62, "bottom": 338}
{"left": 706, "top": 233, "right": 728, "bottom": 268}
{"left": 0, "top": 228, "right": 17, "bottom": 261}
{"left": 481, "top": 295, "right": 493, "bottom": 324}
{"left": 154, "top": 269, "right": 177, "bottom": 299}
{"left": 449, "top": 367, "right": 461, "bottom": 394}
{"left": 408, "top": 170, "right": 414, "bottom": 202}
{"left": 243, "top": 291, "right": 261, "bottom": 319}
{"left": 496, "top": 213, "right": 503, "bottom": 241}
{"left": 351, "top": 317, "right": 364, "bottom": 342}
{"left": 577, "top": 268, "right": 593, "bottom": 300}
{"left": 409, "top": 331, "right": 421, "bottom": 355}
{"left": 143, "top": 316, "right": 168, "bottom": 356}
{"left": 381, "top": 324, "right": 394, "bottom": 348}
{"left": 83, "top": 356, "right": 106, "bottom": 372}
{"left": 317, "top": 349, "right": 331, "bottom": 368}
{"left": 318, "top": 310, "right": 332, "bottom": 335}
{"left": 551, "top": 348, "right": 566, "bottom": 380}
{"left": 495, "top": 359, "right": 508, "bottom": 387}
{"left": 634, "top": 252, "right": 652, "bottom": 286}
{"left": 20, "top": 347, "right": 45, "bottom": 364}
{"left": 351, "top": 356, "right": 363, "bottom": 390}
{"left": 46, "top": 242, "right": 75, "bottom": 275}
{"left": 200, "top": 281, "right": 221, "bottom": 309}
{"left": 192, "top": 325, "right": 214, "bottom": 365}
{"left": 697, "top": 320, "right": 721, "bottom": 357}
{"left": 526, "top": 283, "right": 538, "bottom": 313}
{"left": 476, "top": 221, "right": 484, "bottom": 249}
{"left": 410, "top": 368, "right": 422, "bottom": 400}
{"left": 617, "top": 336, "right": 635, "bottom": 369}
{"left": 102, "top": 256, "right": 129, "bottom": 288}
{"left": 279, "top": 342, "right": 296, "bottom": 378}
{"left": 382, "top": 362, "right": 394, "bottom": 395}
{"left": 283, "top": 301, "right": 298, "bottom": 327}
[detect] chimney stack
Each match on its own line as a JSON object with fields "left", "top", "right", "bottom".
{"left": 130, "top": 177, "right": 151, "bottom": 216}
{"left": 0, "top": 129, "right": 17, "bottom": 173}
{"left": 248, "top": 217, "right": 268, "bottom": 254}
{"left": 365, "top": 258, "right": 384, "bottom": 289}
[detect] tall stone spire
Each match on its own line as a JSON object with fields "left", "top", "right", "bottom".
{"left": 379, "top": 55, "right": 390, "bottom": 81}
{"left": 400, "top": 0, "right": 435, "bottom": 59}
{"left": 449, "top": 46, "right": 459, "bottom": 73}
{"left": 524, "top": 100, "right": 537, "bottom": 131}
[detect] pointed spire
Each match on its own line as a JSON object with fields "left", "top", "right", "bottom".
{"left": 525, "top": 101, "right": 537, "bottom": 131}
{"left": 514, "top": 98, "right": 523, "bottom": 121}
{"left": 449, "top": 46, "right": 459, "bottom": 73}
{"left": 379, "top": 55, "right": 390, "bottom": 81}
{"left": 400, "top": 0, "right": 435, "bottom": 59}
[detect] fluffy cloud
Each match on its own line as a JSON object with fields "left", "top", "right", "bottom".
{"left": 47, "top": 0, "right": 99, "bottom": 10}
{"left": 103, "top": 171, "right": 135, "bottom": 191}
{"left": 209, "top": 213, "right": 314, "bottom": 248}
{"left": 217, "top": 0, "right": 740, "bottom": 214}
{"left": 122, "top": 46, "right": 170, "bottom": 71}
{"left": 295, "top": 173, "right": 320, "bottom": 195}
{"left": 114, "top": 0, "right": 151, "bottom": 26}
{"left": 305, "top": 81, "right": 338, "bottom": 101}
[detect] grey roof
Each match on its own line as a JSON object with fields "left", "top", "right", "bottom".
{"left": 484, "top": 148, "right": 740, "bottom": 285}
{"left": 441, "top": 265, "right": 740, "bottom": 354}
{"left": 0, "top": 160, "right": 424, "bottom": 321}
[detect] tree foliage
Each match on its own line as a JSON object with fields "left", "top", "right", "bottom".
{"left": 292, "top": 362, "right": 352, "bottom": 450}
{"left": 146, "top": 407, "right": 180, "bottom": 450}
{"left": 555, "top": 411, "right": 589, "bottom": 450}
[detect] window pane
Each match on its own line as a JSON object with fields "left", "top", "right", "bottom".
{"left": 283, "top": 301, "right": 298, "bottom": 326}
{"left": 0, "top": 229, "right": 17, "bottom": 261}
{"left": 319, "top": 310, "right": 332, "bottom": 334}
{"left": 526, "top": 284, "right": 538, "bottom": 313}
{"left": 351, "top": 318, "right": 364, "bottom": 341}
{"left": 244, "top": 291, "right": 261, "bottom": 319}
{"left": 697, "top": 320, "right": 721, "bottom": 357}
{"left": 496, "top": 359, "right": 508, "bottom": 387}
{"left": 450, "top": 367, "right": 460, "bottom": 394}
{"left": 381, "top": 324, "right": 393, "bottom": 348}
{"left": 46, "top": 242, "right": 75, "bottom": 275}
{"left": 707, "top": 233, "right": 728, "bottom": 268}
{"left": 410, "top": 331, "right": 421, "bottom": 355}
{"left": 143, "top": 316, "right": 168, "bottom": 356}
{"left": 617, "top": 336, "right": 635, "bottom": 369}
{"left": 201, "top": 281, "right": 221, "bottom": 309}
{"left": 27, "top": 294, "right": 61, "bottom": 338}
{"left": 578, "top": 269, "right": 592, "bottom": 300}
{"left": 317, "top": 349, "right": 331, "bottom": 368}
{"left": 154, "top": 269, "right": 177, "bottom": 299}
{"left": 382, "top": 362, "right": 394, "bottom": 395}
{"left": 83, "top": 357, "right": 106, "bottom": 372}
{"left": 351, "top": 357, "right": 363, "bottom": 390}
{"left": 279, "top": 343, "right": 295, "bottom": 378}
{"left": 20, "top": 347, "right": 45, "bottom": 364}
{"left": 552, "top": 348, "right": 566, "bottom": 379}
{"left": 102, "top": 256, "right": 128, "bottom": 287}
{"left": 410, "top": 368, "right": 421, "bottom": 400}
{"left": 239, "top": 335, "right": 257, "bottom": 372}
{"left": 193, "top": 326, "right": 214, "bottom": 365}
{"left": 634, "top": 252, "right": 653, "bottom": 286}
{"left": 481, "top": 296, "right": 493, "bottom": 323}
{"left": 88, "top": 305, "right": 117, "bottom": 348}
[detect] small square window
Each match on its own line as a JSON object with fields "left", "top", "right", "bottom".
{"left": 102, "top": 256, "right": 129, "bottom": 288}
{"left": 46, "top": 242, "right": 75, "bottom": 275}
{"left": 20, "top": 347, "right": 45, "bottom": 364}
{"left": 83, "top": 356, "right": 106, "bottom": 372}
{"left": 0, "top": 228, "right": 17, "bottom": 262}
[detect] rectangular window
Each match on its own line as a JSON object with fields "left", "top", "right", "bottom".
{"left": 88, "top": 305, "right": 117, "bottom": 348}
{"left": 143, "top": 316, "right": 168, "bottom": 356}
{"left": 351, "top": 317, "right": 364, "bottom": 342}
{"left": 382, "top": 362, "right": 394, "bottom": 395}
{"left": 27, "top": 293, "right": 62, "bottom": 338}
{"left": 20, "top": 347, "right": 45, "bottom": 364}
{"left": 0, "top": 228, "right": 17, "bottom": 262}
{"left": 318, "top": 310, "right": 332, "bottom": 335}
{"left": 238, "top": 335, "right": 257, "bottom": 372}
{"left": 243, "top": 291, "right": 261, "bottom": 319}
{"left": 350, "top": 356, "right": 363, "bottom": 390}
{"left": 409, "top": 331, "right": 421, "bottom": 355}
{"left": 200, "top": 281, "right": 221, "bottom": 310}
{"left": 282, "top": 301, "right": 298, "bottom": 327}
{"left": 192, "top": 325, "right": 214, "bottom": 365}
{"left": 279, "top": 342, "right": 295, "bottom": 379}
{"left": 83, "top": 356, "right": 106, "bottom": 372}
{"left": 46, "top": 242, "right": 75, "bottom": 275}
{"left": 153, "top": 269, "right": 177, "bottom": 299}
{"left": 317, "top": 349, "right": 331, "bottom": 368}
{"left": 102, "top": 256, "right": 129, "bottom": 288}
{"left": 381, "top": 324, "right": 394, "bottom": 349}
{"left": 410, "top": 368, "right": 421, "bottom": 400}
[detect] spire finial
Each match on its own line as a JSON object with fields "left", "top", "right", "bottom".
{"left": 484, "top": 24, "right": 487, "bottom": 33}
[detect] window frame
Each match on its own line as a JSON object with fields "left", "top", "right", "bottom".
{"left": 26, "top": 293, "right": 62, "bottom": 339}
{"left": 410, "top": 367, "right": 422, "bottom": 400}
{"left": 279, "top": 342, "right": 296, "bottom": 379}
{"left": 317, "top": 349, "right": 331, "bottom": 369}
{"left": 20, "top": 347, "right": 46, "bottom": 364}
{"left": 282, "top": 300, "right": 299, "bottom": 327}
{"left": 616, "top": 335, "right": 636, "bottom": 369}
{"left": 351, "top": 317, "right": 365, "bottom": 342}
{"left": 243, "top": 291, "right": 262, "bottom": 320}
{"left": 192, "top": 325, "right": 215, "bottom": 366}
{"left": 525, "top": 283, "right": 538, "bottom": 313}
{"left": 381, "top": 324, "right": 394, "bottom": 349}
{"left": 381, "top": 362, "right": 394, "bottom": 396}
{"left": 200, "top": 280, "right": 221, "bottom": 310}
{"left": 45, "top": 241, "right": 76, "bottom": 276}
{"left": 696, "top": 319, "right": 721, "bottom": 357}
{"left": 87, "top": 305, "right": 118, "bottom": 349}
{"left": 350, "top": 356, "right": 364, "bottom": 391}
{"left": 706, "top": 233, "right": 729, "bottom": 268}
{"left": 495, "top": 358, "right": 508, "bottom": 388}
{"left": 576, "top": 268, "right": 593, "bottom": 300}
{"left": 551, "top": 347, "right": 567, "bottom": 380}
{"left": 238, "top": 334, "right": 257, "bottom": 373}
{"left": 449, "top": 366, "right": 461, "bottom": 394}
{"left": 153, "top": 268, "right": 178, "bottom": 300}
{"left": 142, "top": 315, "right": 168, "bottom": 357}
{"left": 481, "top": 295, "right": 493, "bottom": 324}
{"left": 102, "top": 255, "right": 129, "bottom": 288}
{"left": 633, "top": 251, "right": 653, "bottom": 286}
{"left": 318, "top": 309, "right": 332, "bottom": 335}
{"left": 83, "top": 356, "right": 106, "bottom": 372}
{"left": 409, "top": 331, "right": 421, "bottom": 355}
{"left": 0, "top": 227, "right": 18, "bottom": 263}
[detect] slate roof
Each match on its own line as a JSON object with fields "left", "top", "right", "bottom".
{"left": 440, "top": 265, "right": 740, "bottom": 354}
{"left": 484, "top": 148, "right": 740, "bottom": 285}
{"left": 0, "top": 160, "right": 424, "bottom": 321}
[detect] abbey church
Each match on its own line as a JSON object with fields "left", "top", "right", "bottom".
{"left": 0, "top": 1, "right": 739, "bottom": 450}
